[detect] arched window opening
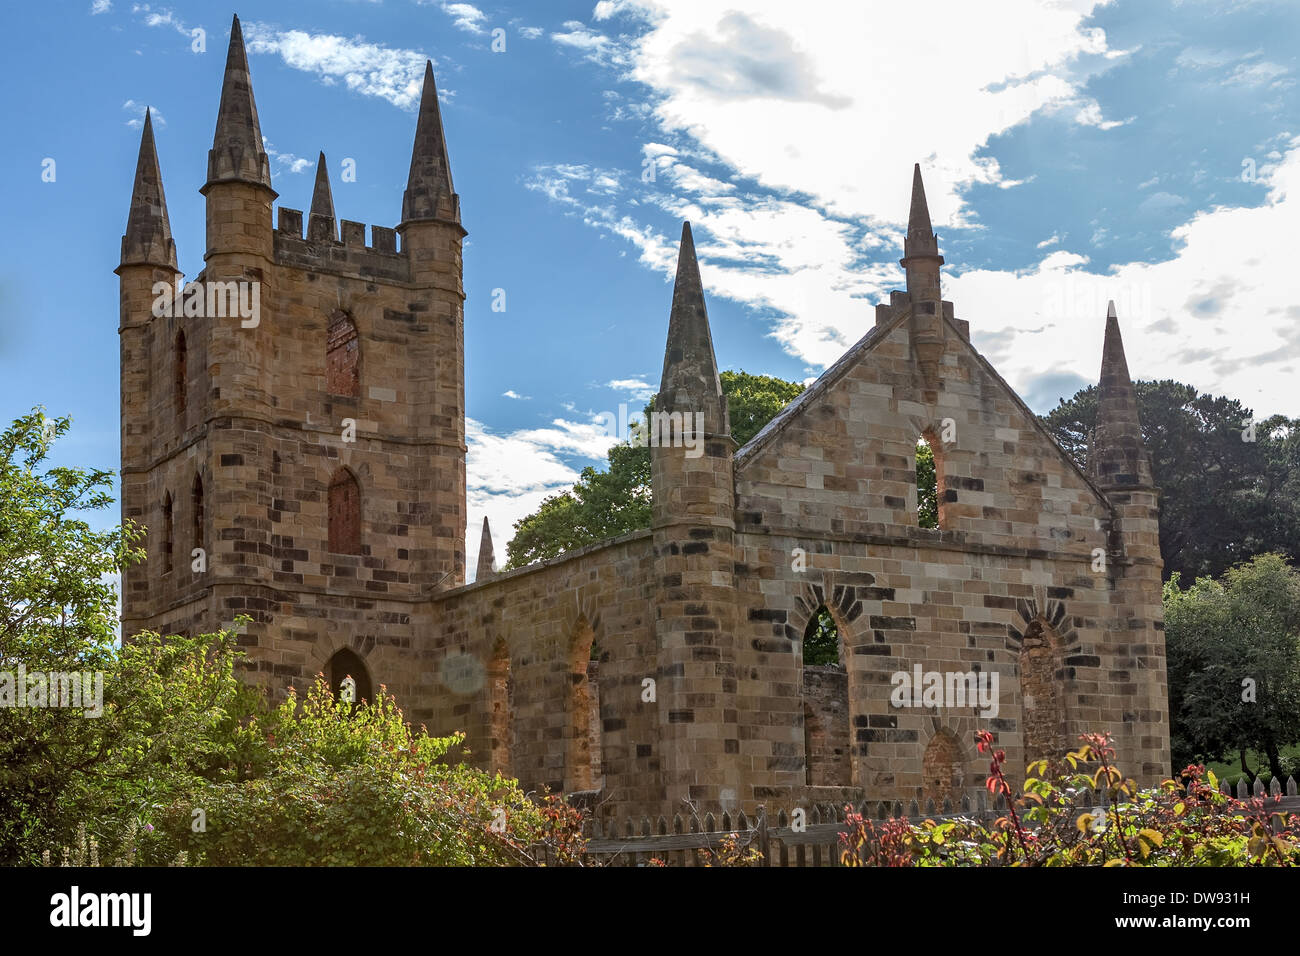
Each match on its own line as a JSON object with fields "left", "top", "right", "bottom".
{"left": 191, "top": 472, "right": 204, "bottom": 556}
{"left": 1019, "top": 619, "right": 1067, "bottom": 769}
{"left": 923, "top": 729, "right": 965, "bottom": 806}
{"left": 174, "top": 330, "right": 187, "bottom": 418}
{"left": 488, "top": 638, "right": 513, "bottom": 775}
{"left": 161, "top": 492, "right": 173, "bottom": 575}
{"left": 802, "top": 606, "right": 840, "bottom": 666}
{"left": 567, "top": 616, "right": 601, "bottom": 793}
{"left": 327, "top": 647, "right": 372, "bottom": 711}
{"left": 802, "top": 605, "right": 851, "bottom": 787}
{"left": 326, "top": 311, "right": 360, "bottom": 397}
{"left": 327, "top": 468, "right": 362, "bottom": 555}
{"left": 916, "top": 433, "right": 942, "bottom": 529}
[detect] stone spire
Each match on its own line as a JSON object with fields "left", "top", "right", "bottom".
{"left": 657, "top": 222, "right": 729, "bottom": 436}
{"left": 1089, "top": 301, "right": 1153, "bottom": 488}
{"left": 308, "top": 151, "right": 337, "bottom": 241}
{"left": 899, "top": 164, "right": 944, "bottom": 299}
{"left": 476, "top": 517, "right": 496, "bottom": 580}
{"left": 401, "top": 60, "right": 460, "bottom": 226}
{"left": 119, "top": 108, "right": 178, "bottom": 271}
{"left": 205, "top": 14, "right": 273, "bottom": 192}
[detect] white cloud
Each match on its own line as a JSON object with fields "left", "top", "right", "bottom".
{"left": 464, "top": 414, "right": 624, "bottom": 580}
{"left": 262, "top": 139, "right": 313, "bottom": 175}
{"left": 600, "top": 0, "right": 1124, "bottom": 224}
{"left": 945, "top": 138, "right": 1300, "bottom": 417}
{"left": 606, "top": 378, "right": 657, "bottom": 400}
{"left": 439, "top": 2, "right": 487, "bottom": 35}
{"left": 551, "top": 20, "right": 634, "bottom": 69}
{"left": 243, "top": 22, "right": 432, "bottom": 110}
{"left": 502, "top": 389, "right": 531, "bottom": 400}
{"left": 91, "top": 0, "right": 112, "bottom": 14}
{"left": 131, "top": 3, "right": 190, "bottom": 36}
{"left": 518, "top": 25, "right": 543, "bottom": 39}
{"left": 122, "top": 100, "right": 164, "bottom": 128}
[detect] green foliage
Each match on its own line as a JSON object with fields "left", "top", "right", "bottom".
{"left": 802, "top": 606, "right": 840, "bottom": 666}
{"left": 915, "top": 440, "right": 937, "bottom": 529}
{"left": 0, "top": 409, "right": 145, "bottom": 861}
{"left": 504, "top": 442, "right": 652, "bottom": 568}
{"left": 718, "top": 370, "right": 805, "bottom": 446}
{"left": 1039, "top": 380, "right": 1300, "bottom": 581}
{"left": 839, "top": 731, "right": 1300, "bottom": 866}
{"left": 1, "top": 411, "right": 587, "bottom": 867}
{"left": 505, "top": 370, "right": 804, "bottom": 569}
{"left": 143, "top": 677, "right": 583, "bottom": 866}
{"left": 1163, "top": 553, "right": 1300, "bottom": 780}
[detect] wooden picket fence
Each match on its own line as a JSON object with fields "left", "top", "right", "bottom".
{"left": 566, "top": 776, "right": 1300, "bottom": 867}
{"left": 579, "top": 794, "right": 1003, "bottom": 867}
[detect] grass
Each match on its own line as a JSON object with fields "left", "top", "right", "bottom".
{"left": 1203, "top": 743, "right": 1300, "bottom": 789}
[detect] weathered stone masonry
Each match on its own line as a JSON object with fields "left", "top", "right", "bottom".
{"left": 120, "top": 15, "right": 1171, "bottom": 828}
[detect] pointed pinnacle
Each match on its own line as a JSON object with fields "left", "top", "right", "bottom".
{"left": 900, "top": 163, "right": 943, "bottom": 291}
{"left": 308, "top": 151, "right": 337, "bottom": 241}
{"left": 1100, "top": 305, "right": 1133, "bottom": 388}
{"left": 907, "top": 163, "right": 933, "bottom": 239}
{"left": 476, "top": 517, "right": 497, "bottom": 579}
{"left": 658, "top": 222, "right": 728, "bottom": 434}
{"left": 1091, "top": 303, "right": 1152, "bottom": 487}
{"left": 120, "top": 107, "right": 178, "bottom": 271}
{"left": 206, "top": 13, "right": 273, "bottom": 192}
{"left": 401, "top": 60, "right": 460, "bottom": 225}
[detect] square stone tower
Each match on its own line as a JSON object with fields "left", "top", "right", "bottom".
{"left": 118, "top": 17, "right": 465, "bottom": 715}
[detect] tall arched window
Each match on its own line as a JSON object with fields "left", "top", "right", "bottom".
{"left": 916, "top": 432, "right": 943, "bottom": 529}
{"left": 1019, "top": 619, "right": 1067, "bottom": 767}
{"left": 174, "top": 330, "right": 187, "bottom": 418}
{"left": 327, "top": 468, "right": 362, "bottom": 554}
{"left": 803, "top": 606, "right": 839, "bottom": 666}
{"left": 802, "top": 605, "right": 851, "bottom": 787}
{"left": 326, "top": 311, "right": 360, "bottom": 397}
{"left": 161, "top": 492, "right": 174, "bottom": 575}
{"left": 327, "top": 647, "right": 372, "bottom": 710}
{"left": 191, "top": 472, "right": 204, "bottom": 557}
{"left": 923, "top": 729, "right": 965, "bottom": 805}
{"left": 488, "top": 638, "right": 513, "bottom": 775}
{"left": 566, "top": 616, "right": 601, "bottom": 793}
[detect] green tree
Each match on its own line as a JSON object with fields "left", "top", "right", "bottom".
{"left": 1, "top": 411, "right": 585, "bottom": 866}
{"left": 0, "top": 410, "right": 143, "bottom": 860}
{"left": 802, "top": 607, "right": 839, "bottom": 666}
{"left": 1039, "top": 380, "right": 1300, "bottom": 581}
{"left": 505, "top": 370, "right": 804, "bottom": 568}
{"left": 916, "top": 440, "right": 937, "bottom": 529}
{"left": 144, "top": 677, "right": 582, "bottom": 866}
{"left": 1164, "top": 553, "right": 1300, "bottom": 781}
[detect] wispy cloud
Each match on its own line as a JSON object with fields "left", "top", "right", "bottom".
{"left": 606, "top": 378, "right": 656, "bottom": 400}
{"left": 440, "top": 2, "right": 488, "bottom": 35}
{"left": 263, "top": 138, "right": 313, "bottom": 175}
{"left": 243, "top": 21, "right": 433, "bottom": 110}
{"left": 122, "top": 100, "right": 164, "bottom": 128}
{"left": 91, "top": 0, "right": 112, "bottom": 15}
{"left": 502, "top": 389, "right": 531, "bottom": 400}
{"left": 130, "top": 3, "right": 191, "bottom": 37}
{"left": 551, "top": 20, "right": 635, "bottom": 69}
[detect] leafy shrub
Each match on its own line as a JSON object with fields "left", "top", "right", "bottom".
{"left": 839, "top": 731, "right": 1299, "bottom": 866}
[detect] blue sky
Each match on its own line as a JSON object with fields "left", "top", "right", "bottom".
{"left": 1, "top": 0, "right": 1297, "bottom": 578}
